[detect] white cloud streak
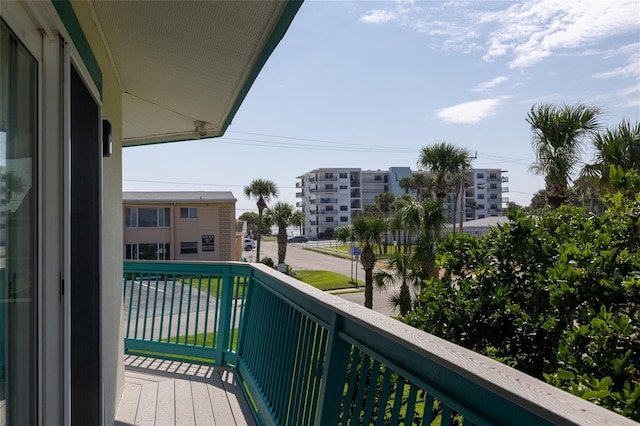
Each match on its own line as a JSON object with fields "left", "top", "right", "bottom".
{"left": 437, "top": 97, "right": 510, "bottom": 124}
{"left": 484, "top": 0, "right": 640, "bottom": 68}
{"left": 359, "top": 0, "right": 639, "bottom": 69}
{"left": 471, "top": 76, "right": 508, "bottom": 92}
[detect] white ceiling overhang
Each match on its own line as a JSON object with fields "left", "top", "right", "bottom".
{"left": 88, "top": 0, "right": 302, "bottom": 147}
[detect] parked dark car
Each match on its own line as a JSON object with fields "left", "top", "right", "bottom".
{"left": 287, "top": 235, "right": 309, "bottom": 243}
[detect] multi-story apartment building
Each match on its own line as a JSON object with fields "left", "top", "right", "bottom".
{"left": 296, "top": 167, "right": 508, "bottom": 238}
{"left": 123, "top": 191, "right": 241, "bottom": 261}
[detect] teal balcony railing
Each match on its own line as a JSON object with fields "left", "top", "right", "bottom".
{"left": 123, "top": 261, "right": 633, "bottom": 426}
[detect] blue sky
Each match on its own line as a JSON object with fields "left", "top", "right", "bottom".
{"left": 123, "top": 0, "right": 640, "bottom": 216}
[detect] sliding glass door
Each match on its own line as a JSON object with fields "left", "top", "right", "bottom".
{"left": 0, "top": 18, "right": 37, "bottom": 425}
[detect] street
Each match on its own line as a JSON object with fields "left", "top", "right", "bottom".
{"left": 249, "top": 240, "right": 401, "bottom": 316}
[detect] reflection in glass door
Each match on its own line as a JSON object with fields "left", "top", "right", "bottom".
{"left": 0, "top": 19, "right": 37, "bottom": 425}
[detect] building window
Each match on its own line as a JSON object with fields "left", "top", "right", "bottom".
{"left": 374, "top": 175, "right": 382, "bottom": 181}
{"left": 490, "top": 204, "right": 498, "bottom": 210}
{"left": 125, "top": 207, "right": 170, "bottom": 228}
{"left": 489, "top": 173, "right": 497, "bottom": 179}
{"left": 490, "top": 194, "right": 498, "bottom": 199}
{"left": 180, "top": 242, "right": 198, "bottom": 254}
{"left": 125, "top": 243, "right": 170, "bottom": 260}
{"left": 479, "top": 214, "right": 485, "bottom": 219}
{"left": 326, "top": 217, "right": 334, "bottom": 222}
{"left": 340, "top": 185, "right": 347, "bottom": 190}
{"left": 326, "top": 184, "right": 333, "bottom": 189}
{"left": 326, "top": 205, "right": 334, "bottom": 211}
{"left": 477, "top": 204, "right": 485, "bottom": 210}
{"left": 340, "top": 205, "right": 348, "bottom": 211}
{"left": 490, "top": 183, "right": 498, "bottom": 189}
{"left": 325, "top": 172, "right": 333, "bottom": 179}
{"left": 340, "top": 216, "right": 349, "bottom": 222}
{"left": 180, "top": 207, "right": 197, "bottom": 219}
{"left": 477, "top": 173, "right": 484, "bottom": 179}
{"left": 477, "top": 194, "right": 484, "bottom": 199}
{"left": 339, "top": 172, "right": 347, "bottom": 179}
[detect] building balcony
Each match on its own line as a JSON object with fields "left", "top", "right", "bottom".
{"left": 315, "top": 187, "right": 338, "bottom": 193}
{"left": 295, "top": 202, "right": 304, "bottom": 208}
{"left": 295, "top": 191, "right": 304, "bottom": 198}
{"left": 318, "top": 176, "right": 338, "bottom": 182}
{"left": 295, "top": 182, "right": 303, "bottom": 188}
{"left": 502, "top": 186, "right": 509, "bottom": 193}
{"left": 120, "top": 261, "right": 629, "bottom": 426}
{"left": 318, "top": 198, "right": 337, "bottom": 204}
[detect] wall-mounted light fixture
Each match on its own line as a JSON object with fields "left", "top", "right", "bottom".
{"left": 194, "top": 121, "right": 207, "bottom": 138}
{"left": 102, "top": 119, "right": 112, "bottom": 157}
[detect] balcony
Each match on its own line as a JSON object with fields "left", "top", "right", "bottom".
{"left": 318, "top": 176, "right": 338, "bottom": 182}
{"left": 295, "top": 202, "right": 304, "bottom": 208}
{"left": 318, "top": 198, "right": 337, "bottom": 204}
{"left": 295, "top": 191, "right": 304, "bottom": 198}
{"left": 120, "top": 261, "right": 631, "bottom": 426}
{"left": 315, "top": 187, "right": 338, "bottom": 193}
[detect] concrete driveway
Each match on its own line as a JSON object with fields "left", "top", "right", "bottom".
{"left": 253, "top": 240, "right": 400, "bottom": 316}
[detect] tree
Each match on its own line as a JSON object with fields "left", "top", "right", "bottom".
{"left": 411, "top": 172, "right": 433, "bottom": 203}
{"left": 528, "top": 189, "right": 547, "bottom": 212}
{"left": 398, "top": 176, "right": 414, "bottom": 195}
{"left": 265, "top": 201, "right": 295, "bottom": 269}
{"left": 374, "top": 192, "right": 395, "bottom": 253}
{"left": 417, "top": 142, "right": 471, "bottom": 203}
{"left": 582, "top": 119, "right": 640, "bottom": 192}
{"left": 527, "top": 102, "right": 602, "bottom": 208}
{"left": 290, "top": 210, "right": 304, "bottom": 235}
{"left": 373, "top": 251, "right": 422, "bottom": 316}
{"left": 404, "top": 179, "right": 640, "bottom": 420}
{"left": 335, "top": 214, "right": 386, "bottom": 309}
{"left": 238, "top": 212, "right": 259, "bottom": 237}
{"left": 244, "top": 179, "right": 278, "bottom": 262}
{"left": 411, "top": 199, "right": 446, "bottom": 280}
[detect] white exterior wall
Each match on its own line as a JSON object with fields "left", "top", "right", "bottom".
{"left": 296, "top": 167, "right": 509, "bottom": 234}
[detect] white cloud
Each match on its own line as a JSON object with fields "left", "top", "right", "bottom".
{"left": 483, "top": 0, "right": 640, "bottom": 68}
{"left": 360, "top": 10, "right": 397, "bottom": 24}
{"left": 359, "top": 0, "right": 639, "bottom": 69}
{"left": 437, "top": 97, "right": 509, "bottom": 124}
{"left": 592, "top": 44, "right": 640, "bottom": 79}
{"left": 471, "top": 76, "right": 508, "bottom": 92}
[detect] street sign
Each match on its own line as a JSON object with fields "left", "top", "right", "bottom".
{"left": 352, "top": 247, "right": 361, "bottom": 256}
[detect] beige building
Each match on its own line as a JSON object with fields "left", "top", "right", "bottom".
{"left": 123, "top": 192, "right": 239, "bottom": 261}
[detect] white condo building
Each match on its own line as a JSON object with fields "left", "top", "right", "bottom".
{"left": 296, "top": 167, "right": 508, "bottom": 238}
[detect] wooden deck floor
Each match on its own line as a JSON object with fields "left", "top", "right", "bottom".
{"left": 115, "top": 355, "right": 256, "bottom": 426}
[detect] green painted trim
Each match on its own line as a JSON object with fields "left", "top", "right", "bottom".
{"left": 219, "top": 0, "right": 303, "bottom": 136}
{"left": 51, "top": 0, "right": 102, "bottom": 97}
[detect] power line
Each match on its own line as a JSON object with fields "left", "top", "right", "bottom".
{"left": 123, "top": 179, "right": 297, "bottom": 189}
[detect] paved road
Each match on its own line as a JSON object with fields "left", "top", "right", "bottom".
{"left": 251, "top": 240, "right": 400, "bottom": 316}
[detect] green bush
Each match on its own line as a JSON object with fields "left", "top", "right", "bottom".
{"left": 404, "top": 183, "right": 640, "bottom": 420}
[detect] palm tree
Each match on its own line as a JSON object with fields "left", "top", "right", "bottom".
{"left": 244, "top": 179, "right": 279, "bottom": 262}
{"left": 397, "top": 201, "right": 422, "bottom": 253}
{"left": 290, "top": 210, "right": 305, "bottom": 236}
{"left": 417, "top": 142, "right": 471, "bottom": 202}
{"left": 527, "top": 102, "right": 602, "bottom": 208}
{"left": 412, "top": 172, "right": 434, "bottom": 203}
{"left": 581, "top": 119, "right": 640, "bottom": 192}
{"left": 335, "top": 214, "right": 386, "bottom": 309}
{"left": 265, "top": 202, "right": 295, "bottom": 269}
{"left": 412, "top": 199, "right": 446, "bottom": 280}
{"left": 398, "top": 176, "right": 414, "bottom": 195}
{"left": 373, "top": 251, "right": 422, "bottom": 316}
{"left": 374, "top": 192, "right": 395, "bottom": 253}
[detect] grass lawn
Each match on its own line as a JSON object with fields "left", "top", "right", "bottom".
{"left": 295, "top": 270, "right": 363, "bottom": 291}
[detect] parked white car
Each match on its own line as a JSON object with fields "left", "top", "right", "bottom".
{"left": 243, "top": 238, "right": 256, "bottom": 251}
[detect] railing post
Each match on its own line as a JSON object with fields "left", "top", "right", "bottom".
{"left": 315, "top": 312, "right": 350, "bottom": 425}
{"left": 215, "top": 264, "right": 233, "bottom": 366}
